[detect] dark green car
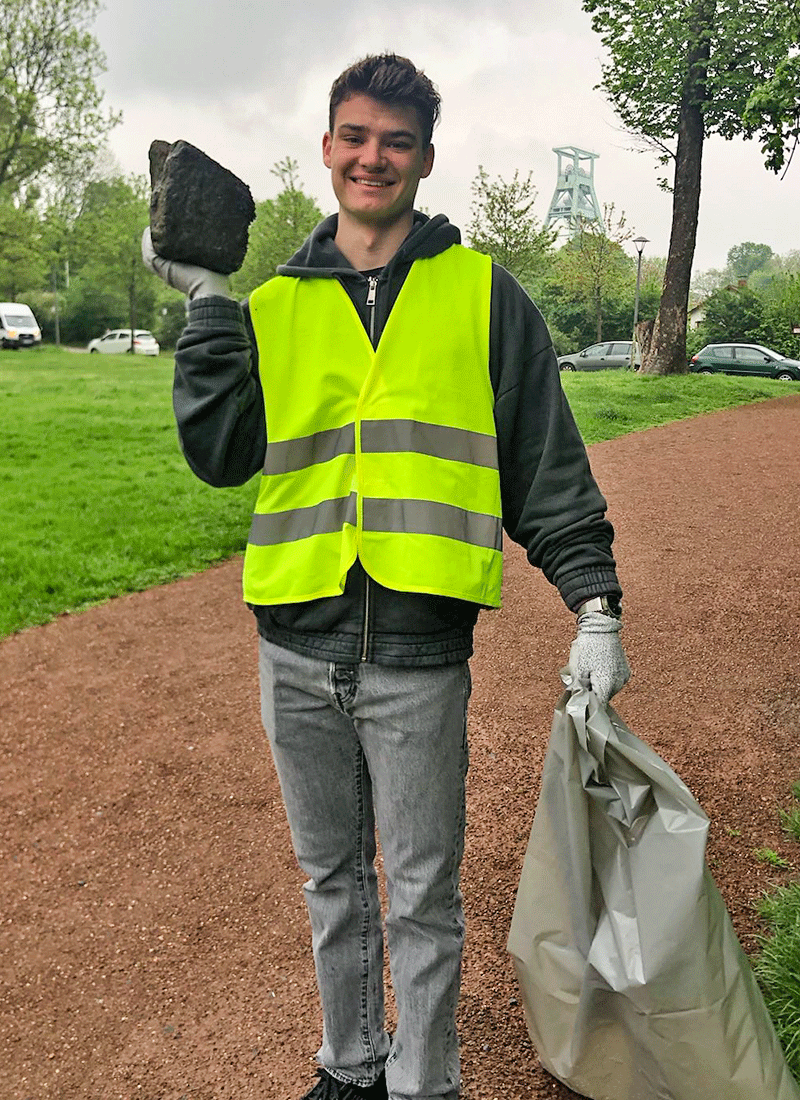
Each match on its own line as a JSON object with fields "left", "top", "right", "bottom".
{"left": 689, "top": 343, "right": 800, "bottom": 380}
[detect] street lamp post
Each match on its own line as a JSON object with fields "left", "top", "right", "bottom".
{"left": 631, "top": 236, "right": 648, "bottom": 369}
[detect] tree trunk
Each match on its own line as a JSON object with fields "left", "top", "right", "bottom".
{"left": 637, "top": 318, "right": 655, "bottom": 365}
{"left": 52, "top": 266, "right": 60, "bottom": 346}
{"left": 128, "top": 258, "right": 136, "bottom": 353}
{"left": 641, "top": 4, "right": 713, "bottom": 375}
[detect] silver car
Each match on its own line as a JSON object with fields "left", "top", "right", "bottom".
{"left": 557, "top": 341, "right": 636, "bottom": 371}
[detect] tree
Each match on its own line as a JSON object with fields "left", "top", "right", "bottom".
{"left": 583, "top": 0, "right": 795, "bottom": 374}
{"left": 69, "top": 174, "right": 155, "bottom": 347}
{"left": 755, "top": 273, "right": 800, "bottom": 359}
{"left": 726, "top": 241, "right": 774, "bottom": 280}
{"left": 552, "top": 204, "right": 633, "bottom": 341}
{"left": 467, "top": 166, "right": 555, "bottom": 284}
{"left": 538, "top": 239, "right": 661, "bottom": 355}
{"left": 688, "top": 252, "right": 800, "bottom": 359}
{"left": 534, "top": 276, "right": 599, "bottom": 354}
{"left": 744, "top": 6, "right": 800, "bottom": 176}
{"left": 0, "top": 198, "right": 46, "bottom": 298}
{"left": 231, "top": 157, "right": 324, "bottom": 296}
{"left": 37, "top": 150, "right": 126, "bottom": 342}
{"left": 690, "top": 267, "right": 726, "bottom": 298}
{"left": 700, "top": 285, "right": 764, "bottom": 343}
{"left": 0, "top": 0, "right": 118, "bottom": 194}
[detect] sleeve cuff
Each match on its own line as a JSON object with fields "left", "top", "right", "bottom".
{"left": 187, "top": 294, "right": 247, "bottom": 329}
{"left": 559, "top": 568, "right": 623, "bottom": 612}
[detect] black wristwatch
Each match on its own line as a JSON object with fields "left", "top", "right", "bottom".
{"left": 576, "top": 594, "right": 622, "bottom": 619}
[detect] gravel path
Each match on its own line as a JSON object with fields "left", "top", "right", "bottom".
{"left": 3, "top": 393, "right": 800, "bottom": 1100}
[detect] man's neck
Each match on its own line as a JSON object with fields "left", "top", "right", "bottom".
{"left": 334, "top": 210, "right": 415, "bottom": 271}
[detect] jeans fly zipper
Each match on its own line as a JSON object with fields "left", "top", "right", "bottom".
{"left": 360, "top": 574, "right": 371, "bottom": 662}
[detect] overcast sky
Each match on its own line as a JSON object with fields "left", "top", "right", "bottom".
{"left": 93, "top": 0, "right": 798, "bottom": 274}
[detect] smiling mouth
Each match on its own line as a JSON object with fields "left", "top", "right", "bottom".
{"left": 351, "top": 178, "right": 393, "bottom": 188}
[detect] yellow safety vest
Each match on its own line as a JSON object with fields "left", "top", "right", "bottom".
{"left": 243, "top": 244, "right": 502, "bottom": 607}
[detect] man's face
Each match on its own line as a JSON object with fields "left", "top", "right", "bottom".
{"left": 322, "top": 93, "right": 434, "bottom": 228}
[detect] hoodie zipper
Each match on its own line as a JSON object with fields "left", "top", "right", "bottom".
{"left": 360, "top": 274, "right": 380, "bottom": 662}
{"left": 366, "top": 275, "right": 378, "bottom": 342}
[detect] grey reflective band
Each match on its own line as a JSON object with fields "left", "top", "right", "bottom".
{"left": 248, "top": 494, "right": 502, "bottom": 550}
{"left": 263, "top": 419, "right": 498, "bottom": 475}
{"left": 360, "top": 419, "right": 498, "bottom": 469}
{"left": 263, "top": 424, "right": 356, "bottom": 475}
{"left": 364, "top": 498, "right": 502, "bottom": 551}
{"left": 248, "top": 493, "right": 358, "bottom": 545}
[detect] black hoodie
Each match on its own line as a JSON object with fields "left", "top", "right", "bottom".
{"left": 172, "top": 212, "right": 621, "bottom": 666}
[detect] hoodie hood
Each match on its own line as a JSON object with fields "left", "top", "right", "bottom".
{"left": 277, "top": 211, "right": 461, "bottom": 279}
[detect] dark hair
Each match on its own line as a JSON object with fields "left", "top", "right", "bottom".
{"left": 328, "top": 53, "right": 441, "bottom": 147}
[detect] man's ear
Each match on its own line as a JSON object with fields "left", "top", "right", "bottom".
{"left": 421, "top": 143, "right": 435, "bottom": 179}
{"left": 322, "top": 132, "right": 332, "bottom": 169}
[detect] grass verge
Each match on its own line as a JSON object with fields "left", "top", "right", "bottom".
{"left": 0, "top": 351, "right": 796, "bottom": 638}
{"left": 753, "top": 781, "right": 800, "bottom": 1078}
{"left": 755, "top": 885, "right": 800, "bottom": 1076}
{"left": 559, "top": 369, "right": 792, "bottom": 444}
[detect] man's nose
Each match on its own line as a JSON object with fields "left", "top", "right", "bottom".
{"left": 358, "top": 141, "right": 386, "bottom": 169}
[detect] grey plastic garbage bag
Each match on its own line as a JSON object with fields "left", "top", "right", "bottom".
{"left": 507, "top": 674, "right": 800, "bottom": 1100}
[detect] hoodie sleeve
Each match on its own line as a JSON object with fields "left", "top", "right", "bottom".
{"left": 489, "top": 265, "right": 622, "bottom": 610}
{"left": 172, "top": 295, "right": 266, "bottom": 487}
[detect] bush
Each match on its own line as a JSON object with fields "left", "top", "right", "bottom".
{"left": 686, "top": 325, "right": 707, "bottom": 358}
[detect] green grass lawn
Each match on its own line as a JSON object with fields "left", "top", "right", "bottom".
{"left": 0, "top": 346, "right": 258, "bottom": 637}
{"left": 0, "top": 349, "right": 795, "bottom": 638}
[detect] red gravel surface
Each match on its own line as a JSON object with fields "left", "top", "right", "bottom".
{"left": 3, "top": 394, "right": 800, "bottom": 1100}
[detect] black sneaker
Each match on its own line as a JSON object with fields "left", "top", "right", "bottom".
{"left": 300, "top": 1068, "right": 388, "bottom": 1100}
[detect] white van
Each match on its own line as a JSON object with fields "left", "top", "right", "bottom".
{"left": 0, "top": 302, "right": 42, "bottom": 348}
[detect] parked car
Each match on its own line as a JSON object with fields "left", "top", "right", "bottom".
{"left": 689, "top": 343, "right": 800, "bottom": 381}
{"left": 0, "top": 302, "right": 42, "bottom": 348}
{"left": 557, "top": 340, "right": 638, "bottom": 371}
{"left": 87, "top": 329, "right": 160, "bottom": 356}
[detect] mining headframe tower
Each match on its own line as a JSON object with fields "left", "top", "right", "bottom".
{"left": 545, "top": 146, "right": 603, "bottom": 237}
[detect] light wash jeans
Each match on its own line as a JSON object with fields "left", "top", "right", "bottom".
{"left": 258, "top": 637, "right": 471, "bottom": 1100}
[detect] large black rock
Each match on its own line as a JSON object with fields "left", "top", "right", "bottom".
{"left": 148, "top": 140, "right": 256, "bottom": 274}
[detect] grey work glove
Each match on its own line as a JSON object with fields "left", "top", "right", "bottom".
{"left": 141, "top": 227, "right": 231, "bottom": 300}
{"left": 568, "top": 611, "right": 631, "bottom": 704}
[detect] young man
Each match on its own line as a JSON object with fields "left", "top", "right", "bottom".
{"left": 143, "top": 53, "right": 629, "bottom": 1100}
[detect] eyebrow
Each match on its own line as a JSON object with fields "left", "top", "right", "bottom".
{"left": 337, "top": 124, "right": 418, "bottom": 141}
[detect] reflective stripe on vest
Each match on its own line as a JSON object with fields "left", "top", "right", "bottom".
{"left": 244, "top": 245, "right": 502, "bottom": 607}
{"left": 249, "top": 492, "right": 502, "bottom": 552}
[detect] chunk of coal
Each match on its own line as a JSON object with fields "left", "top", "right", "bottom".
{"left": 148, "top": 140, "right": 256, "bottom": 274}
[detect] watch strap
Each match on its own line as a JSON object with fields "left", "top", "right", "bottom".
{"left": 576, "top": 595, "right": 622, "bottom": 619}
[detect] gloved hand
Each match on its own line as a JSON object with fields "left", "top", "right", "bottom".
{"left": 568, "top": 611, "right": 631, "bottom": 704}
{"left": 141, "top": 227, "right": 231, "bottom": 300}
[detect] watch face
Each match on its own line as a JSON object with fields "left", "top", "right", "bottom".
{"left": 605, "top": 596, "right": 622, "bottom": 617}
